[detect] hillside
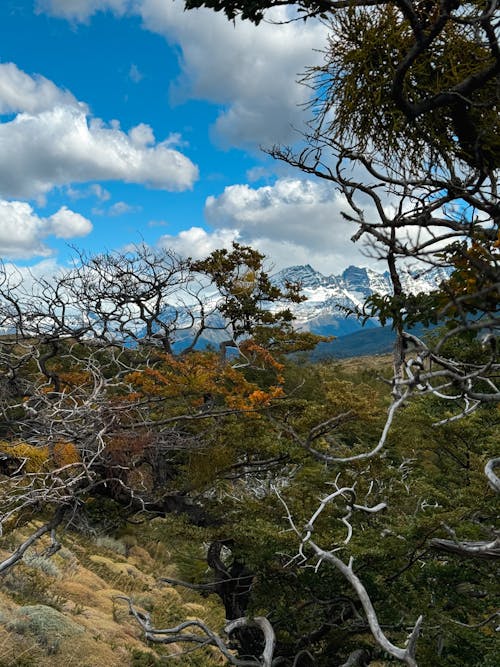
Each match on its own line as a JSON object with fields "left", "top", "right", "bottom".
{"left": 0, "top": 516, "right": 224, "bottom": 667}
{"left": 0, "top": 313, "right": 497, "bottom": 667}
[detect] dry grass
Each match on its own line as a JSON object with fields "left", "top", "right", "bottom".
{"left": 335, "top": 353, "right": 392, "bottom": 374}
{"left": 0, "top": 520, "right": 225, "bottom": 667}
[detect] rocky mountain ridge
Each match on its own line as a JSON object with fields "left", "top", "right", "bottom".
{"left": 0, "top": 263, "right": 448, "bottom": 356}
{"left": 270, "top": 263, "right": 449, "bottom": 337}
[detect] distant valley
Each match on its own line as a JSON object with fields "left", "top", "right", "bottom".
{"left": 268, "top": 263, "right": 447, "bottom": 358}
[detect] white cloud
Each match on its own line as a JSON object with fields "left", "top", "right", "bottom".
{"left": 140, "top": 2, "right": 327, "bottom": 148}
{"left": 90, "top": 184, "right": 111, "bottom": 201}
{"left": 38, "top": 1, "right": 327, "bottom": 148}
{"left": 151, "top": 177, "right": 379, "bottom": 272}
{"left": 108, "top": 201, "right": 140, "bottom": 216}
{"left": 129, "top": 63, "right": 143, "bottom": 83}
{"left": 36, "top": 0, "right": 131, "bottom": 22}
{"left": 203, "top": 178, "right": 380, "bottom": 272}
{"left": 128, "top": 122, "right": 155, "bottom": 147}
{"left": 1, "top": 258, "right": 65, "bottom": 293}
{"left": 0, "top": 62, "right": 84, "bottom": 115}
{"left": 157, "top": 226, "right": 239, "bottom": 259}
{"left": 0, "top": 102, "right": 198, "bottom": 198}
{"left": 93, "top": 201, "right": 142, "bottom": 216}
{"left": 47, "top": 206, "right": 93, "bottom": 238}
{"left": 65, "top": 183, "right": 111, "bottom": 202}
{"left": 0, "top": 200, "right": 92, "bottom": 259}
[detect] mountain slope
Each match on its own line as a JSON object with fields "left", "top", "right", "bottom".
{"left": 270, "top": 263, "right": 447, "bottom": 341}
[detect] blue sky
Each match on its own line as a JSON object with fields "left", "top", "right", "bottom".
{"left": 0, "top": 0, "right": 372, "bottom": 274}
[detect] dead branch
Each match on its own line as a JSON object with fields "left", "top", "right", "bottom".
{"left": 118, "top": 596, "right": 277, "bottom": 667}
{"left": 0, "top": 505, "right": 66, "bottom": 574}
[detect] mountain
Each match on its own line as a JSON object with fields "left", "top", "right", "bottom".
{"left": 309, "top": 323, "right": 431, "bottom": 360}
{"left": 0, "top": 263, "right": 448, "bottom": 358}
{"left": 270, "top": 263, "right": 449, "bottom": 341}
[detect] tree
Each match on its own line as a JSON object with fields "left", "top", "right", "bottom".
{"left": 120, "top": 3, "right": 499, "bottom": 665}
{"left": 0, "top": 244, "right": 310, "bottom": 572}
{"left": 122, "top": 359, "right": 498, "bottom": 665}
{"left": 185, "top": 0, "right": 499, "bottom": 174}
{"left": 2, "top": 4, "right": 498, "bottom": 664}
{"left": 177, "top": 0, "right": 499, "bottom": 415}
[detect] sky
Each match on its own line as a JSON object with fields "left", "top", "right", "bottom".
{"left": 0, "top": 0, "right": 378, "bottom": 276}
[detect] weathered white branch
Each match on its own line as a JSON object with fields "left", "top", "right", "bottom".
{"left": 485, "top": 457, "right": 500, "bottom": 493}
{"left": 225, "top": 617, "right": 276, "bottom": 667}
{"left": 430, "top": 523, "right": 500, "bottom": 559}
{"left": 326, "top": 392, "right": 409, "bottom": 462}
{"left": 0, "top": 507, "right": 66, "bottom": 574}
{"left": 277, "top": 486, "right": 419, "bottom": 665}
{"left": 430, "top": 537, "right": 500, "bottom": 560}
{"left": 308, "top": 542, "right": 422, "bottom": 667}
{"left": 340, "top": 649, "right": 370, "bottom": 667}
{"left": 120, "top": 596, "right": 277, "bottom": 666}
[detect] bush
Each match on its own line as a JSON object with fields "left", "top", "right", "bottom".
{"left": 8, "top": 604, "right": 84, "bottom": 652}
{"left": 22, "top": 553, "right": 60, "bottom": 578}
{"left": 95, "top": 536, "right": 127, "bottom": 556}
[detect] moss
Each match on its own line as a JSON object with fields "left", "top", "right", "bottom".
{"left": 0, "top": 516, "right": 225, "bottom": 667}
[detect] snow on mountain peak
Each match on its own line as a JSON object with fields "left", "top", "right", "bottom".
{"left": 270, "top": 263, "right": 448, "bottom": 336}
{"left": 272, "top": 264, "right": 325, "bottom": 289}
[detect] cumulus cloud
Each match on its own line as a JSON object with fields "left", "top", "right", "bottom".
{"left": 39, "top": 1, "right": 327, "bottom": 148}
{"left": 149, "top": 178, "right": 379, "bottom": 272}
{"left": 0, "top": 200, "right": 92, "bottom": 259}
{"left": 201, "top": 178, "right": 382, "bottom": 272}
{"left": 0, "top": 64, "right": 198, "bottom": 198}
{"left": 157, "top": 226, "right": 239, "bottom": 259}
{"left": 1, "top": 258, "right": 66, "bottom": 295}
{"left": 47, "top": 206, "right": 93, "bottom": 238}
{"left": 142, "top": 2, "right": 327, "bottom": 147}
{"left": 0, "top": 62, "right": 84, "bottom": 115}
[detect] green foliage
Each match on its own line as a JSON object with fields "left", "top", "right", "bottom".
{"left": 0, "top": 241, "right": 496, "bottom": 666}
{"left": 183, "top": 2, "right": 500, "bottom": 172}
{"left": 161, "top": 358, "right": 497, "bottom": 666}
{"left": 167, "top": 2, "right": 499, "bottom": 663}
{"left": 76, "top": 498, "right": 129, "bottom": 535}
{"left": 192, "top": 242, "right": 305, "bottom": 338}
{"left": 318, "top": 4, "right": 499, "bottom": 169}
{"left": 130, "top": 649, "right": 164, "bottom": 667}
{"left": 1, "top": 564, "right": 61, "bottom": 609}
{"left": 94, "top": 536, "right": 128, "bottom": 556}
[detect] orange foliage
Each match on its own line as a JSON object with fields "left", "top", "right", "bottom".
{"left": 58, "top": 370, "right": 92, "bottom": 390}
{"left": 125, "top": 349, "right": 285, "bottom": 415}
{"left": 0, "top": 442, "right": 49, "bottom": 472}
{"left": 105, "top": 431, "right": 155, "bottom": 467}
{"left": 239, "top": 339, "right": 285, "bottom": 382}
{"left": 0, "top": 440, "right": 80, "bottom": 473}
{"left": 51, "top": 441, "right": 80, "bottom": 466}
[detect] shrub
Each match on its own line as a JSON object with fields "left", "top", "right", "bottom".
{"left": 22, "top": 553, "right": 60, "bottom": 578}
{"left": 95, "top": 536, "right": 127, "bottom": 556}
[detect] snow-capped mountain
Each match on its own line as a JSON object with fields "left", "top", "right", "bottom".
{"left": 0, "top": 263, "right": 449, "bottom": 356}
{"left": 271, "top": 263, "right": 449, "bottom": 337}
